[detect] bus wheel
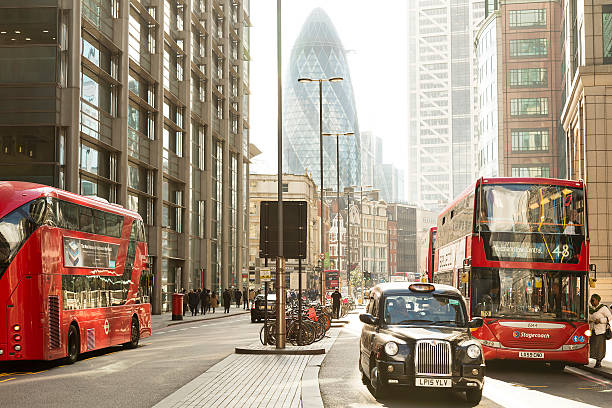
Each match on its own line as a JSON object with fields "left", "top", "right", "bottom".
{"left": 125, "top": 316, "right": 140, "bottom": 349}
{"left": 66, "top": 325, "right": 80, "bottom": 364}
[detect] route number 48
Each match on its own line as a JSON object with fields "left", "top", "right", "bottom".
{"left": 552, "top": 244, "right": 571, "bottom": 258}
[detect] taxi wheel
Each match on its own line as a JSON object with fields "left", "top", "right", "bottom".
{"left": 465, "top": 389, "right": 482, "bottom": 405}
{"left": 369, "top": 364, "right": 387, "bottom": 398}
{"left": 251, "top": 315, "right": 256, "bottom": 323}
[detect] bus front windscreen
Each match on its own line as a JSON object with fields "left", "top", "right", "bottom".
{"left": 471, "top": 268, "right": 586, "bottom": 321}
{"left": 476, "top": 184, "right": 585, "bottom": 263}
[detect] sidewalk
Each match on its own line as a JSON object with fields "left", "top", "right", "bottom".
{"left": 153, "top": 327, "right": 342, "bottom": 408}
{"left": 151, "top": 307, "right": 250, "bottom": 331}
{"left": 583, "top": 338, "right": 612, "bottom": 380}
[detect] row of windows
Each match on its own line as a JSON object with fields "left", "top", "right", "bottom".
{"left": 510, "top": 97, "right": 548, "bottom": 116}
{"left": 511, "top": 129, "right": 549, "bottom": 152}
{"left": 509, "top": 68, "right": 547, "bottom": 87}
{"left": 509, "top": 38, "right": 547, "bottom": 57}
{"left": 509, "top": 9, "right": 546, "bottom": 28}
{"left": 511, "top": 166, "right": 550, "bottom": 177}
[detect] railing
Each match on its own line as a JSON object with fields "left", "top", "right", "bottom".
{"left": 80, "top": 99, "right": 113, "bottom": 145}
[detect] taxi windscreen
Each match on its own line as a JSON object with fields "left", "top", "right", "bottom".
{"left": 383, "top": 294, "right": 467, "bottom": 326}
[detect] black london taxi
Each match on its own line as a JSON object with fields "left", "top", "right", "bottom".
{"left": 250, "top": 293, "right": 276, "bottom": 323}
{"left": 359, "top": 282, "right": 485, "bottom": 404}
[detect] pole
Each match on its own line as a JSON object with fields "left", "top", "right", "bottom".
{"left": 276, "top": 0, "right": 285, "bottom": 349}
{"left": 336, "top": 134, "right": 340, "bottom": 295}
{"left": 346, "top": 192, "right": 351, "bottom": 300}
{"left": 264, "top": 258, "right": 269, "bottom": 344}
{"left": 360, "top": 189, "right": 364, "bottom": 303}
{"left": 298, "top": 258, "right": 302, "bottom": 345}
{"left": 319, "top": 80, "right": 324, "bottom": 305}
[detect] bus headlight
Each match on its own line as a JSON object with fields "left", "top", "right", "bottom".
{"left": 584, "top": 329, "right": 592, "bottom": 337}
{"left": 467, "top": 344, "right": 481, "bottom": 359}
{"left": 14, "top": 345, "right": 21, "bottom": 351}
{"left": 13, "top": 324, "right": 20, "bottom": 331}
{"left": 384, "top": 341, "right": 399, "bottom": 356}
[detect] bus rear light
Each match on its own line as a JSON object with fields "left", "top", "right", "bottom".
{"left": 13, "top": 334, "right": 21, "bottom": 341}
{"left": 584, "top": 329, "right": 592, "bottom": 337}
{"left": 13, "top": 324, "right": 20, "bottom": 331}
{"left": 13, "top": 345, "right": 21, "bottom": 351}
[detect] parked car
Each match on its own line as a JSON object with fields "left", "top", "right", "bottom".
{"left": 359, "top": 282, "right": 485, "bottom": 404}
{"left": 250, "top": 293, "right": 276, "bottom": 323}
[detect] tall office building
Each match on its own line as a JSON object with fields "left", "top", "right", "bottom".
{"left": 0, "top": 0, "right": 252, "bottom": 313}
{"left": 475, "top": 1, "right": 565, "bottom": 179}
{"left": 561, "top": 0, "right": 612, "bottom": 299}
{"left": 283, "top": 8, "right": 361, "bottom": 191}
{"left": 407, "top": 0, "right": 484, "bottom": 209}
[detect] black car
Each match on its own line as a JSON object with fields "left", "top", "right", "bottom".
{"left": 250, "top": 293, "right": 276, "bottom": 323}
{"left": 359, "top": 282, "right": 485, "bottom": 404}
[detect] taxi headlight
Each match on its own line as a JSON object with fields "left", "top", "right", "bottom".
{"left": 384, "top": 341, "right": 399, "bottom": 356}
{"left": 466, "top": 344, "right": 481, "bottom": 359}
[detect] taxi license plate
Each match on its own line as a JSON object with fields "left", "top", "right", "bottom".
{"left": 259, "top": 306, "right": 265, "bottom": 310}
{"left": 518, "top": 351, "right": 544, "bottom": 359}
{"left": 415, "top": 377, "right": 451, "bottom": 388}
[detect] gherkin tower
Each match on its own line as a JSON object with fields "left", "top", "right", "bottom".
{"left": 283, "top": 8, "right": 361, "bottom": 190}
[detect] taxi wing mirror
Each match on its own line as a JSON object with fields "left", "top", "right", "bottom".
{"left": 359, "top": 313, "right": 379, "bottom": 326}
{"left": 467, "top": 317, "right": 484, "bottom": 329}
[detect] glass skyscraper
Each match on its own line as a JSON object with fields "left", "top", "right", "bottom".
{"left": 283, "top": 8, "right": 361, "bottom": 190}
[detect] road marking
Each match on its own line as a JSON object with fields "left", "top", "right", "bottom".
{"left": 566, "top": 367, "right": 612, "bottom": 387}
{"left": 0, "top": 378, "right": 16, "bottom": 383}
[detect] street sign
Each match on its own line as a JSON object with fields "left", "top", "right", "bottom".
{"left": 260, "top": 268, "right": 272, "bottom": 281}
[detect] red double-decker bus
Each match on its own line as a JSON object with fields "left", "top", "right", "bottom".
{"left": 434, "top": 177, "right": 590, "bottom": 366}
{"left": 0, "top": 182, "right": 152, "bottom": 363}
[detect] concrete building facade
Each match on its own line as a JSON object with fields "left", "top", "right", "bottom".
{"left": 0, "top": 0, "right": 252, "bottom": 313}
{"left": 560, "top": 0, "right": 612, "bottom": 299}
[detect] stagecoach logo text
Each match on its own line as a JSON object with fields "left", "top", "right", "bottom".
{"left": 512, "top": 330, "right": 550, "bottom": 339}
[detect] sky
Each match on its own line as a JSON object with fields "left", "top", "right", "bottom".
{"left": 249, "top": 0, "right": 409, "bottom": 189}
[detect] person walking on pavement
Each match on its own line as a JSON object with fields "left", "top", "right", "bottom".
{"left": 235, "top": 288, "right": 242, "bottom": 308}
{"left": 194, "top": 289, "right": 201, "bottom": 315}
{"left": 200, "top": 288, "right": 209, "bottom": 316}
{"left": 223, "top": 289, "right": 232, "bottom": 313}
{"left": 181, "top": 288, "right": 188, "bottom": 316}
{"left": 243, "top": 287, "right": 249, "bottom": 310}
{"left": 188, "top": 289, "right": 198, "bottom": 316}
{"left": 210, "top": 291, "right": 218, "bottom": 313}
{"left": 331, "top": 289, "right": 342, "bottom": 319}
{"left": 589, "top": 293, "right": 612, "bottom": 368}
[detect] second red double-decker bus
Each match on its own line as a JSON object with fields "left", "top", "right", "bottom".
{"left": 434, "top": 177, "right": 591, "bottom": 366}
{"left": 0, "top": 182, "right": 152, "bottom": 363}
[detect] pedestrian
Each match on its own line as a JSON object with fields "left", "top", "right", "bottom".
{"left": 249, "top": 289, "right": 255, "bottom": 308}
{"left": 223, "top": 289, "right": 232, "bottom": 313}
{"left": 210, "top": 291, "right": 218, "bottom": 313}
{"left": 188, "top": 289, "right": 198, "bottom": 316}
{"left": 194, "top": 289, "right": 201, "bottom": 315}
{"left": 589, "top": 293, "right": 612, "bottom": 368}
{"left": 200, "top": 288, "right": 209, "bottom": 316}
{"left": 235, "top": 288, "right": 242, "bottom": 308}
{"left": 182, "top": 288, "right": 188, "bottom": 316}
{"left": 243, "top": 287, "right": 249, "bottom": 310}
{"left": 331, "top": 289, "right": 342, "bottom": 319}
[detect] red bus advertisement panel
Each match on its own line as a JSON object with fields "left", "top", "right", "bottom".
{"left": 435, "top": 178, "right": 590, "bottom": 365}
{"left": 0, "top": 182, "right": 152, "bottom": 363}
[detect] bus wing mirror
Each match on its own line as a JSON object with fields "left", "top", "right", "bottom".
{"left": 468, "top": 317, "right": 484, "bottom": 329}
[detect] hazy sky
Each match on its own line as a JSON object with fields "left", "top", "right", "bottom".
{"left": 249, "top": 1, "right": 409, "bottom": 184}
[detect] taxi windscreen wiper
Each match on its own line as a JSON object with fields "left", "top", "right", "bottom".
{"left": 397, "top": 319, "right": 434, "bottom": 324}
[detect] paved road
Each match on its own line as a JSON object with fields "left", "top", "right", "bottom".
{"left": 320, "top": 313, "right": 612, "bottom": 408}
{"left": 0, "top": 313, "right": 258, "bottom": 408}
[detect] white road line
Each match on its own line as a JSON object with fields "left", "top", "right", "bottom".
{"left": 566, "top": 366, "right": 612, "bottom": 386}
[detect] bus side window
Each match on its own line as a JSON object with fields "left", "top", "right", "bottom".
{"left": 93, "top": 210, "right": 106, "bottom": 235}
{"left": 105, "top": 213, "right": 123, "bottom": 238}
{"left": 79, "top": 207, "right": 94, "bottom": 233}
{"left": 59, "top": 201, "right": 79, "bottom": 231}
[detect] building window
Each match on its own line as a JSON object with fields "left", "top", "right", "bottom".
{"left": 511, "top": 165, "right": 550, "bottom": 177}
{"left": 509, "top": 68, "right": 547, "bottom": 87}
{"left": 511, "top": 129, "right": 549, "bottom": 151}
{"left": 282, "top": 183, "right": 288, "bottom": 193}
{"left": 510, "top": 98, "right": 548, "bottom": 116}
{"left": 509, "top": 9, "right": 546, "bottom": 28}
{"left": 603, "top": 6, "right": 612, "bottom": 64}
{"left": 509, "top": 38, "right": 547, "bottom": 57}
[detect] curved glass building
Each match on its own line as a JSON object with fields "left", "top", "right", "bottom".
{"left": 283, "top": 8, "right": 361, "bottom": 190}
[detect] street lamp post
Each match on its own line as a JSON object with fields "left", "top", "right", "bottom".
{"left": 322, "top": 131, "right": 354, "bottom": 297}
{"left": 298, "top": 76, "right": 343, "bottom": 304}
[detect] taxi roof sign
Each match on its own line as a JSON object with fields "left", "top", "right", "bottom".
{"left": 409, "top": 283, "right": 435, "bottom": 292}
